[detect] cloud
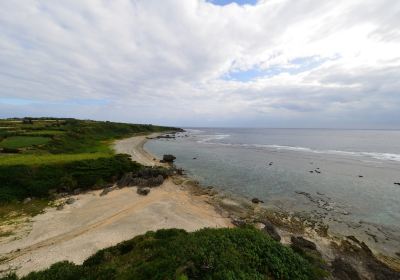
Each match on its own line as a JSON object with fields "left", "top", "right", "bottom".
{"left": 0, "top": 0, "right": 399, "bottom": 128}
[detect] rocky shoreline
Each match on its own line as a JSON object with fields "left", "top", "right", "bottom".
{"left": 147, "top": 132, "right": 400, "bottom": 279}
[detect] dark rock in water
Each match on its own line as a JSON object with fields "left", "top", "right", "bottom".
{"left": 358, "top": 175, "right": 364, "bottom": 178}
{"left": 137, "top": 187, "right": 150, "bottom": 196}
{"left": 65, "top": 197, "right": 75, "bottom": 205}
{"left": 332, "top": 258, "right": 361, "bottom": 280}
{"left": 23, "top": 197, "right": 32, "bottom": 204}
{"left": 291, "top": 236, "right": 317, "bottom": 251}
{"left": 396, "top": 252, "right": 400, "bottom": 258}
{"left": 309, "top": 170, "right": 314, "bottom": 173}
{"left": 262, "top": 220, "right": 281, "bottom": 242}
{"left": 251, "top": 198, "right": 264, "bottom": 204}
{"left": 176, "top": 168, "right": 184, "bottom": 175}
{"left": 193, "top": 157, "right": 197, "bottom": 160}
{"left": 315, "top": 170, "right": 321, "bottom": 174}
{"left": 394, "top": 182, "right": 400, "bottom": 186}
{"left": 161, "top": 154, "right": 176, "bottom": 163}
{"left": 268, "top": 162, "right": 273, "bottom": 166}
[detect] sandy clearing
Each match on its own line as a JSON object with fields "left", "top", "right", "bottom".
{"left": 0, "top": 133, "right": 231, "bottom": 276}
{"left": 113, "top": 133, "right": 162, "bottom": 166}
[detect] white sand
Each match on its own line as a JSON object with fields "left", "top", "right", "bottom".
{"left": 0, "top": 134, "right": 231, "bottom": 276}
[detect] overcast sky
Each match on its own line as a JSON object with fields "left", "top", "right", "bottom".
{"left": 1, "top": 0, "right": 400, "bottom": 128}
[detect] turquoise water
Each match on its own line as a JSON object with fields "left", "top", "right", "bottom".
{"left": 145, "top": 128, "right": 400, "bottom": 252}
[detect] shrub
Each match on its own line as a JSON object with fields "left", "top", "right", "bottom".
{"left": 4, "top": 228, "right": 321, "bottom": 280}
{"left": 0, "top": 154, "right": 141, "bottom": 202}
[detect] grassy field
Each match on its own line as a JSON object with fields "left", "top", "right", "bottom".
{"left": 0, "top": 118, "right": 179, "bottom": 202}
{"left": 0, "top": 152, "right": 110, "bottom": 166}
{"left": 0, "top": 136, "right": 51, "bottom": 149}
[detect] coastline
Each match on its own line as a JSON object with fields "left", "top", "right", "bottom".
{"left": 143, "top": 132, "right": 400, "bottom": 278}
{"left": 0, "top": 133, "right": 231, "bottom": 276}
{"left": 1, "top": 132, "right": 399, "bottom": 278}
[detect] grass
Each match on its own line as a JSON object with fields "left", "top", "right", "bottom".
{"left": 0, "top": 199, "right": 49, "bottom": 220}
{"left": 20, "top": 130, "right": 65, "bottom": 136}
{"left": 1, "top": 227, "right": 322, "bottom": 280}
{"left": 0, "top": 136, "right": 51, "bottom": 149}
{"left": 0, "top": 152, "right": 111, "bottom": 166}
{"left": 0, "top": 118, "right": 180, "bottom": 202}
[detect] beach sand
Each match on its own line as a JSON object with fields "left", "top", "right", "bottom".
{"left": 0, "top": 133, "right": 231, "bottom": 276}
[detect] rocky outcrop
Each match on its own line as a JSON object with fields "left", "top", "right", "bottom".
{"left": 161, "top": 154, "right": 176, "bottom": 163}
{"left": 100, "top": 186, "right": 118, "bottom": 196}
{"left": 137, "top": 187, "right": 150, "bottom": 196}
{"left": 65, "top": 197, "right": 75, "bottom": 205}
{"left": 332, "top": 258, "right": 361, "bottom": 280}
{"left": 251, "top": 198, "right": 264, "bottom": 204}
{"left": 117, "top": 172, "right": 134, "bottom": 187}
{"left": 291, "top": 236, "right": 317, "bottom": 251}
{"left": 262, "top": 220, "right": 281, "bottom": 242}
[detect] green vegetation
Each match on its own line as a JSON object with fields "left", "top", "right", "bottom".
{"left": 0, "top": 118, "right": 178, "bottom": 203}
{"left": 1, "top": 227, "right": 320, "bottom": 280}
{"left": 0, "top": 136, "right": 51, "bottom": 149}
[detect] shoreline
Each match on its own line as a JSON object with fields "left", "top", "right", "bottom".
{"left": 143, "top": 132, "right": 400, "bottom": 277}
{"left": 1, "top": 132, "right": 399, "bottom": 278}
{"left": 0, "top": 132, "right": 231, "bottom": 276}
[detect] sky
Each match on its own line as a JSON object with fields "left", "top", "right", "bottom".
{"left": 0, "top": 0, "right": 400, "bottom": 128}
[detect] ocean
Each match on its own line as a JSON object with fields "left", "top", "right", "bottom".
{"left": 145, "top": 128, "right": 400, "bottom": 254}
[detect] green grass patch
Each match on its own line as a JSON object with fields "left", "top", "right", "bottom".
{"left": 20, "top": 130, "right": 65, "bottom": 136}
{"left": 0, "top": 199, "right": 49, "bottom": 221}
{"left": 2, "top": 227, "right": 321, "bottom": 280}
{"left": 0, "top": 136, "right": 51, "bottom": 149}
{"left": 0, "top": 153, "right": 111, "bottom": 166}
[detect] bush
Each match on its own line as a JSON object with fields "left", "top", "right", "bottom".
{"left": 0, "top": 154, "right": 141, "bottom": 202}
{"left": 4, "top": 228, "right": 321, "bottom": 280}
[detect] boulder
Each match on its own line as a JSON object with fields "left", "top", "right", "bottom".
{"left": 23, "top": 197, "right": 32, "bottom": 204}
{"left": 56, "top": 204, "right": 64, "bottom": 211}
{"left": 147, "top": 175, "right": 164, "bottom": 187}
{"left": 161, "top": 154, "right": 176, "bottom": 163}
{"left": 332, "top": 258, "right": 361, "bottom": 280}
{"left": 73, "top": 188, "right": 82, "bottom": 195}
{"left": 137, "top": 187, "right": 150, "bottom": 196}
{"left": 251, "top": 198, "right": 264, "bottom": 204}
{"left": 262, "top": 220, "right": 281, "bottom": 242}
{"left": 291, "top": 236, "right": 317, "bottom": 251}
{"left": 231, "top": 218, "right": 247, "bottom": 227}
{"left": 117, "top": 172, "right": 133, "bottom": 187}
{"left": 65, "top": 197, "right": 75, "bottom": 205}
{"left": 100, "top": 186, "right": 117, "bottom": 196}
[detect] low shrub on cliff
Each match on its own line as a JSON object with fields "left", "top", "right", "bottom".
{"left": 2, "top": 227, "right": 320, "bottom": 280}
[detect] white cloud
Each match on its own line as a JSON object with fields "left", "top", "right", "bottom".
{"left": 0, "top": 0, "right": 399, "bottom": 127}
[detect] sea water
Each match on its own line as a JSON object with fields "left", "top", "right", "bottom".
{"left": 145, "top": 128, "right": 400, "bottom": 253}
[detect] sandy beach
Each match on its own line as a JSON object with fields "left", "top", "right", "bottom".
{"left": 0, "top": 133, "right": 231, "bottom": 276}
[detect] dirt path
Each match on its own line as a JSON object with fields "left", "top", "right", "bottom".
{"left": 0, "top": 134, "right": 231, "bottom": 276}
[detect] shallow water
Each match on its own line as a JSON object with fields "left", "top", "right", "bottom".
{"left": 146, "top": 128, "right": 400, "bottom": 254}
